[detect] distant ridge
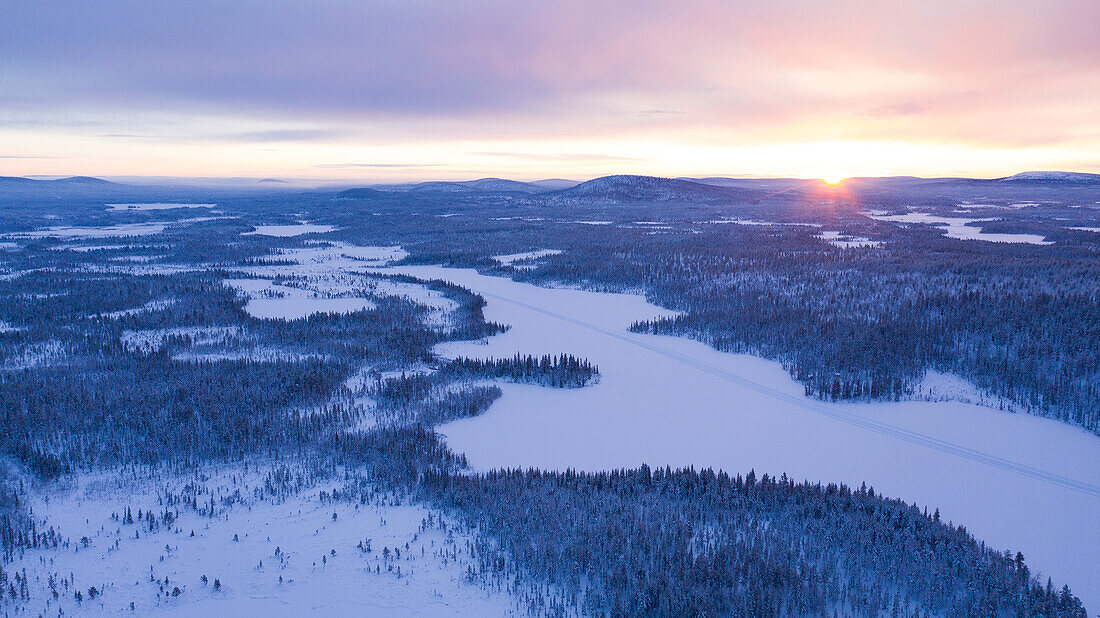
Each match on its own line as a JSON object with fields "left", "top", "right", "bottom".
{"left": 334, "top": 187, "right": 385, "bottom": 199}
{"left": 0, "top": 175, "right": 124, "bottom": 198}
{"left": 997, "top": 171, "right": 1100, "bottom": 184}
{"left": 1, "top": 175, "right": 116, "bottom": 186}
{"left": 409, "top": 178, "right": 548, "bottom": 193}
{"left": 57, "top": 175, "right": 114, "bottom": 185}
{"left": 550, "top": 174, "right": 755, "bottom": 202}
{"left": 529, "top": 178, "right": 580, "bottom": 190}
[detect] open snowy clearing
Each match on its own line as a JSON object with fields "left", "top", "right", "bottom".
{"left": 867, "top": 211, "right": 1052, "bottom": 244}
{"left": 121, "top": 326, "right": 247, "bottom": 353}
{"left": 243, "top": 224, "right": 337, "bottom": 237}
{"left": 225, "top": 243, "right": 454, "bottom": 325}
{"left": 381, "top": 263, "right": 1100, "bottom": 611}
{"left": 492, "top": 250, "right": 562, "bottom": 266}
{"left": 107, "top": 203, "right": 216, "bottom": 212}
{"left": 2, "top": 218, "right": 227, "bottom": 240}
{"left": 5, "top": 465, "right": 521, "bottom": 617}
{"left": 224, "top": 278, "right": 377, "bottom": 321}
{"left": 97, "top": 299, "right": 176, "bottom": 320}
{"left": 702, "top": 218, "right": 822, "bottom": 227}
{"left": 0, "top": 340, "right": 66, "bottom": 370}
{"left": 816, "top": 230, "right": 881, "bottom": 249}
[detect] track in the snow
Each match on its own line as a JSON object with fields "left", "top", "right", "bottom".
{"left": 481, "top": 291, "right": 1100, "bottom": 499}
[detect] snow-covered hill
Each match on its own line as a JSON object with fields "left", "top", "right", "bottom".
{"left": 550, "top": 174, "right": 755, "bottom": 202}
{"left": 997, "top": 171, "right": 1100, "bottom": 184}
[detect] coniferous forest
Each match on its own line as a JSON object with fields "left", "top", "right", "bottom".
{"left": 0, "top": 176, "right": 1096, "bottom": 615}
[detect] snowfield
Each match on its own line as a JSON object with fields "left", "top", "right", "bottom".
{"left": 3, "top": 218, "right": 227, "bottom": 240}
{"left": 221, "top": 243, "right": 454, "bottom": 325}
{"left": 866, "top": 211, "right": 1052, "bottom": 244}
{"left": 9, "top": 242, "right": 1099, "bottom": 614}
{"left": 491, "top": 250, "right": 562, "bottom": 266}
{"left": 816, "top": 230, "right": 881, "bottom": 249}
{"left": 382, "top": 264, "right": 1100, "bottom": 611}
{"left": 107, "top": 203, "right": 216, "bottom": 211}
{"left": 243, "top": 224, "right": 337, "bottom": 237}
{"left": 224, "top": 278, "right": 378, "bottom": 321}
{"left": 6, "top": 465, "right": 521, "bottom": 617}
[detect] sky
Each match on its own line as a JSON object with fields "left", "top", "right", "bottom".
{"left": 1, "top": 0, "right": 1098, "bottom": 182}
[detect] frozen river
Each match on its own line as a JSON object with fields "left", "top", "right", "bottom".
{"left": 386, "top": 264, "right": 1100, "bottom": 611}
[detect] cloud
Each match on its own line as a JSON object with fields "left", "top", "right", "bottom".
{"left": 470, "top": 151, "right": 646, "bottom": 163}
{"left": 224, "top": 129, "right": 339, "bottom": 143}
{"left": 313, "top": 163, "right": 445, "bottom": 169}
{"left": 1, "top": 1, "right": 1097, "bottom": 174}
{"left": 862, "top": 103, "right": 926, "bottom": 118}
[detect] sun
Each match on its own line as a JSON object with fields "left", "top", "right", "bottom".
{"left": 820, "top": 175, "right": 846, "bottom": 186}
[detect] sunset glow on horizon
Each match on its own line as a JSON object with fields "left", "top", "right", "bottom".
{"left": 2, "top": 1, "right": 1098, "bottom": 182}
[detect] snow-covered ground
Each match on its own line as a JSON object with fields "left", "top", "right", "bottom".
{"left": 0, "top": 340, "right": 66, "bottom": 370}
{"left": 492, "top": 250, "right": 562, "bottom": 267}
{"left": 225, "top": 278, "right": 377, "bottom": 321}
{"left": 98, "top": 299, "right": 176, "bottom": 320}
{"left": 107, "top": 203, "right": 216, "bottom": 211}
{"left": 381, "top": 264, "right": 1100, "bottom": 611}
{"left": 121, "top": 326, "right": 247, "bottom": 353}
{"left": 867, "top": 211, "right": 1052, "bottom": 244}
{"left": 702, "top": 218, "right": 822, "bottom": 227}
{"left": 5, "top": 465, "right": 521, "bottom": 617}
{"left": 6, "top": 222, "right": 174, "bottom": 239}
{"left": 223, "top": 243, "right": 454, "bottom": 326}
{"left": 3, "top": 218, "right": 226, "bottom": 240}
{"left": 816, "top": 230, "right": 881, "bottom": 249}
{"left": 243, "top": 224, "right": 337, "bottom": 237}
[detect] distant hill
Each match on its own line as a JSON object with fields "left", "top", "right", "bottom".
{"left": 550, "top": 175, "right": 756, "bottom": 202}
{"left": 529, "top": 178, "right": 580, "bottom": 190}
{"left": 997, "top": 171, "right": 1100, "bottom": 184}
{"left": 1, "top": 175, "right": 117, "bottom": 187}
{"left": 688, "top": 177, "right": 823, "bottom": 191}
{"left": 58, "top": 175, "right": 115, "bottom": 185}
{"left": 407, "top": 178, "right": 548, "bottom": 193}
{"left": 0, "top": 175, "right": 128, "bottom": 199}
{"left": 333, "top": 187, "right": 386, "bottom": 199}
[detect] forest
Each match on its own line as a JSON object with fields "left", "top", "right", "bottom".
{"left": 0, "top": 177, "right": 1095, "bottom": 614}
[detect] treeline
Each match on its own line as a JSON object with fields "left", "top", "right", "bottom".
{"left": 0, "top": 356, "right": 348, "bottom": 472}
{"left": 367, "top": 353, "right": 597, "bottom": 426}
{"left": 493, "top": 222, "right": 1100, "bottom": 434}
{"left": 308, "top": 181, "right": 1100, "bottom": 434}
{"left": 440, "top": 353, "right": 597, "bottom": 388}
{"left": 420, "top": 465, "right": 1088, "bottom": 617}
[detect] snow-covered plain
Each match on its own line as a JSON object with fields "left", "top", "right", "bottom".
{"left": 244, "top": 224, "right": 337, "bottom": 237}
{"left": 702, "top": 218, "right": 822, "bottom": 227}
{"left": 222, "top": 243, "right": 455, "bottom": 325}
{"left": 97, "top": 299, "right": 176, "bottom": 320}
{"left": 6, "top": 465, "right": 521, "bottom": 617}
{"left": 121, "top": 326, "right": 246, "bottom": 353}
{"left": 492, "top": 250, "right": 562, "bottom": 266}
{"left": 2, "top": 218, "right": 227, "bottom": 240}
{"left": 867, "top": 211, "right": 1052, "bottom": 244}
{"left": 381, "top": 264, "right": 1100, "bottom": 611}
{"left": 816, "top": 230, "right": 881, "bottom": 249}
{"left": 107, "top": 203, "right": 216, "bottom": 211}
{"left": 225, "top": 278, "right": 377, "bottom": 321}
